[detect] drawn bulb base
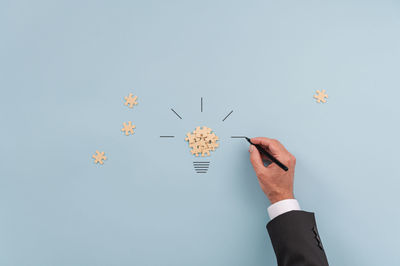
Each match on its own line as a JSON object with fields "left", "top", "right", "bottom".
{"left": 193, "top": 161, "right": 210, "bottom": 174}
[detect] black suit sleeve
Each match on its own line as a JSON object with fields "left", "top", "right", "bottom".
{"left": 267, "top": 210, "right": 329, "bottom": 266}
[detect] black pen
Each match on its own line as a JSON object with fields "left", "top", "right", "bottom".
{"left": 245, "top": 137, "right": 289, "bottom": 172}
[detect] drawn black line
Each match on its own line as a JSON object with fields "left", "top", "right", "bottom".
{"left": 170, "top": 108, "right": 182, "bottom": 119}
{"left": 201, "top": 97, "right": 203, "bottom": 112}
{"left": 193, "top": 161, "right": 210, "bottom": 163}
{"left": 231, "top": 136, "right": 246, "bottom": 138}
{"left": 222, "top": 110, "right": 233, "bottom": 121}
{"left": 160, "top": 136, "right": 175, "bottom": 138}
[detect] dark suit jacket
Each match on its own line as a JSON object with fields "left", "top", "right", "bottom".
{"left": 267, "top": 210, "right": 329, "bottom": 266}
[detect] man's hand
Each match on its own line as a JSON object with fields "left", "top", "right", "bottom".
{"left": 249, "top": 137, "right": 296, "bottom": 204}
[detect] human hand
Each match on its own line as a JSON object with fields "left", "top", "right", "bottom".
{"left": 249, "top": 137, "right": 296, "bottom": 204}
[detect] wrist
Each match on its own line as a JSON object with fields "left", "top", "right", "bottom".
{"left": 267, "top": 192, "right": 294, "bottom": 204}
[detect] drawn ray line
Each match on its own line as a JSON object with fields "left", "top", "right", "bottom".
{"left": 170, "top": 108, "right": 182, "bottom": 119}
{"left": 222, "top": 110, "right": 233, "bottom": 121}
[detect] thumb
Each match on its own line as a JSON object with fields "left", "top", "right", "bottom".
{"left": 249, "top": 145, "right": 265, "bottom": 174}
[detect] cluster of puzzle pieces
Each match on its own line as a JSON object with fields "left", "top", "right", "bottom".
{"left": 185, "top": 126, "right": 219, "bottom": 157}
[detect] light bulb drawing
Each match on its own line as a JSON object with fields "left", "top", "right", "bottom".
{"left": 160, "top": 97, "right": 234, "bottom": 174}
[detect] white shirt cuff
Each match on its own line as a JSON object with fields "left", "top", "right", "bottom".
{"left": 267, "top": 199, "right": 301, "bottom": 220}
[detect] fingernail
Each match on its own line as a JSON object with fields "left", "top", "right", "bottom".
{"left": 249, "top": 145, "right": 254, "bottom": 152}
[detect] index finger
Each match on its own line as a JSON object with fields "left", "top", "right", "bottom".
{"left": 250, "top": 137, "right": 288, "bottom": 156}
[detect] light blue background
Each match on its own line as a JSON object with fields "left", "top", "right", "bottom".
{"left": 1, "top": 0, "right": 400, "bottom": 265}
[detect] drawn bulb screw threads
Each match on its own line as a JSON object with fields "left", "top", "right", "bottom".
{"left": 185, "top": 126, "right": 219, "bottom": 157}
{"left": 193, "top": 161, "right": 210, "bottom": 174}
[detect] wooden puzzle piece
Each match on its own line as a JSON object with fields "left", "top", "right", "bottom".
{"left": 208, "top": 142, "right": 219, "bottom": 151}
{"left": 185, "top": 132, "right": 197, "bottom": 144}
{"left": 201, "top": 150, "right": 210, "bottom": 157}
{"left": 121, "top": 121, "right": 136, "bottom": 135}
{"left": 92, "top": 150, "right": 107, "bottom": 165}
{"left": 314, "top": 89, "right": 328, "bottom": 103}
{"left": 124, "top": 93, "right": 138, "bottom": 108}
